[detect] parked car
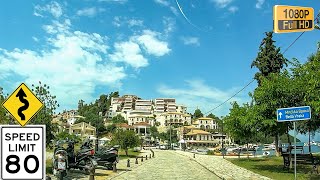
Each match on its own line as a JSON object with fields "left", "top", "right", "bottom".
{"left": 160, "top": 145, "right": 168, "bottom": 150}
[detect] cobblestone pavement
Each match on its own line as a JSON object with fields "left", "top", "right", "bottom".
{"left": 111, "top": 149, "right": 220, "bottom": 180}
{"left": 174, "top": 150, "right": 271, "bottom": 180}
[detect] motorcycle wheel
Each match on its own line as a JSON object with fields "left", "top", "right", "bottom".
{"left": 58, "top": 172, "right": 64, "bottom": 180}
{"left": 84, "top": 159, "right": 94, "bottom": 175}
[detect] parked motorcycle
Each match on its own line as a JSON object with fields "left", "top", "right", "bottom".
{"left": 52, "top": 140, "right": 68, "bottom": 180}
{"left": 81, "top": 139, "right": 119, "bottom": 170}
{"left": 66, "top": 140, "right": 97, "bottom": 174}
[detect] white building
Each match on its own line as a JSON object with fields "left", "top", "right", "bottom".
{"left": 128, "top": 115, "right": 155, "bottom": 126}
{"left": 193, "top": 117, "right": 219, "bottom": 132}
{"left": 156, "top": 112, "right": 192, "bottom": 133}
{"left": 154, "top": 98, "right": 176, "bottom": 114}
{"left": 135, "top": 99, "right": 152, "bottom": 113}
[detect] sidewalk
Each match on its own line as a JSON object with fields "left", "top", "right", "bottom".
{"left": 174, "top": 150, "right": 271, "bottom": 180}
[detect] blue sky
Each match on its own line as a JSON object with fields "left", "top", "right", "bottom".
{"left": 0, "top": 0, "right": 319, "bottom": 118}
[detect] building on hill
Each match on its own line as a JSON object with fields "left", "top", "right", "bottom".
{"left": 192, "top": 117, "right": 219, "bottom": 132}
{"left": 128, "top": 115, "right": 155, "bottom": 126}
{"left": 156, "top": 112, "right": 192, "bottom": 132}
{"left": 115, "top": 123, "right": 133, "bottom": 131}
{"left": 69, "top": 122, "right": 96, "bottom": 139}
{"left": 176, "top": 125, "right": 229, "bottom": 148}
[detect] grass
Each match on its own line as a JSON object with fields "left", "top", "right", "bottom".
{"left": 118, "top": 149, "right": 141, "bottom": 160}
{"left": 46, "top": 158, "right": 53, "bottom": 174}
{"left": 227, "top": 156, "right": 320, "bottom": 180}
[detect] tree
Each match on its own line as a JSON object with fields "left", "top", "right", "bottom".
{"left": 150, "top": 126, "right": 159, "bottom": 141}
{"left": 97, "top": 94, "right": 108, "bottom": 116}
{"left": 251, "top": 31, "right": 288, "bottom": 155}
{"left": 31, "top": 81, "right": 59, "bottom": 144}
{"left": 106, "top": 124, "right": 116, "bottom": 133}
{"left": 111, "top": 114, "right": 127, "bottom": 124}
{"left": 193, "top": 109, "right": 203, "bottom": 119}
{"left": 224, "top": 102, "right": 257, "bottom": 146}
{"left": 0, "top": 87, "right": 9, "bottom": 124}
{"left": 111, "top": 129, "right": 140, "bottom": 156}
{"left": 78, "top": 102, "right": 106, "bottom": 133}
{"left": 251, "top": 31, "right": 288, "bottom": 85}
{"left": 291, "top": 48, "right": 320, "bottom": 152}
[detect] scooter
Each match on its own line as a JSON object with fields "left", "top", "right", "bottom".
{"left": 81, "top": 139, "right": 119, "bottom": 170}
{"left": 66, "top": 140, "right": 97, "bottom": 174}
{"left": 52, "top": 140, "right": 68, "bottom": 180}
{"left": 95, "top": 145, "right": 119, "bottom": 170}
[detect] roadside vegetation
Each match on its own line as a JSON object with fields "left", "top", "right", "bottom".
{"left": 228, "top": 157, "right": 320, "bottom": 180}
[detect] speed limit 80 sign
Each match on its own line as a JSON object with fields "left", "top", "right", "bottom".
{"left": 0, "top": 125, "right": 45, "bottom": 180}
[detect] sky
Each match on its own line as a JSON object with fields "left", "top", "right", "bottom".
{"left": 0, "top": 0, "right": 319, "bottom": 119}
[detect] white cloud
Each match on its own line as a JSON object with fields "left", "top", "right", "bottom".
{"left": 256, "top": 0, "right": 265, "bottom": 9}
{"left": 157, "top": 79, "right": 251, "bottom": 116}
{"left": 112, "top": 16, "right": 144, "bottom": 28}
{"left": 98, "top": 0, "right": 127, "bottom": 3}
{"left": 110, "top": 41, "right": 148, "bottom": 68}
{"left": 128, "top": 19, "right": 143, "bottom": 27}
{"left": 110, "top": 30, "right": 171, "bottom": 68}
{"left": 0, "top": 19, "right": 126, "bottom": 111}
{"left": 211, "top": 0, "right": 233, "bottom": 8}
{"left": 154, "top": 0, "right": 179, "bottom": 16}
{"left": 134, "top": 30, "right": 171, "bottom": 57}
{"left": 34, "top": 1, "right": 63, "bottom": 18}
{"left": 228, "top": 6, "right": 238, "bottom": 13}
{"left": 154, "top": 0, "right": 170, "bottom": 6}
{"left": 163, "top": 17, "right": 175, "bottom": 36}
{"left": 77, "top": 7, "right": 105, "bottom": 17}
{"left": 32, "top": 37, "right": 39, "bottom": 42}
{"left": 181, "top": 36, "right": 200, "bottom": 46}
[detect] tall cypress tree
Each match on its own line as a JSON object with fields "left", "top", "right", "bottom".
{"left": 251, "top": 32, "right": 288, "bottom": 86}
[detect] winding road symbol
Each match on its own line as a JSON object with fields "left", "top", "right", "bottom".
{"left": 15, "top": 88, "right": 29, "bottom": 120}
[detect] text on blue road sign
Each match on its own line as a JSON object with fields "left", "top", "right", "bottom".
{"left": 277, "top": 106, "right": 311, "bottom": 121}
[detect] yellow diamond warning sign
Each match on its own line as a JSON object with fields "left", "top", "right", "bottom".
{"left": 2, "top": 83, "right": 43, "bottom": 126}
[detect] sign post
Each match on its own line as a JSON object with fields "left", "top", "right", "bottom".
{"left": 1, "top": 83, "right": 45, "bottom": 180}
{"left": 277, "top": 106, "right": 311, "bottom": 180}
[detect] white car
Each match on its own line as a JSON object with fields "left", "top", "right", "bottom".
{"left": 160, "top": 145, "right": 167, "bottom": 150}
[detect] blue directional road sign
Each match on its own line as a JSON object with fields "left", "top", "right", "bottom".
{"left": 277, "top": 106, "right": 311, "bottom": 122}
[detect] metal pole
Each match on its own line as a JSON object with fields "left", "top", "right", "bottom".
{"left": 222, "top": 119, "right": 224, "bottom": 159}
{"left": 170, "top": 123, "right": 172, "bottom": 150}
{"left": 294, "top": 121, "right": 296, "bottom": 180}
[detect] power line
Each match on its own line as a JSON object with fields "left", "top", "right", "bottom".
{"left": 204, "top": 30, "right": 309, "bottom": 115}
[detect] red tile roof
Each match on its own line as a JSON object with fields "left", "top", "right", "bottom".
{"left": 133, "top": 122, "right": 151, "bottom": 126}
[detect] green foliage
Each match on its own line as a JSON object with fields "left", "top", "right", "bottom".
{"left": 207, "top": 113, "right": 219, "bottom": 120}
{"left": 0, "top": 87, "right": 9, "bottom": 124}
{"left": 150, "top": 126, "right": 159, "bottom": 140}
{"left": 55, "top": 131, "right": 81, "bottom": 142}
{"left": 193, "top": 109, "right": 203, "bottom": 119}
{"left": 106, "top": 124, "right": 116, "bottom": 133}
{"left": 31, "top": 81, "right": 59, "bottom": 144}
{"left": 111, "top": 114, "right": 127, "bottom": 124}
{"left": 111, "top": 129, "right": 140, "bottom": 156}
{"left": 251, "top": 31, "right": 288, "bottom": 85}
{"left": 158, "top": 127, "right": 178, "bottom": 143}
{"left": 224, "top": 102, "right": 258, "bottom": 145}
{"left": 77, "top": 91, "right": 120, "bottom": 135}
{"left": 291, "top": 49, "right": 320, "bottom": 134}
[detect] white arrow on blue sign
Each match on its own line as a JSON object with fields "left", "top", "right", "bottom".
{"left": 277, "top": 106, "right": 311, "bottom": 122}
